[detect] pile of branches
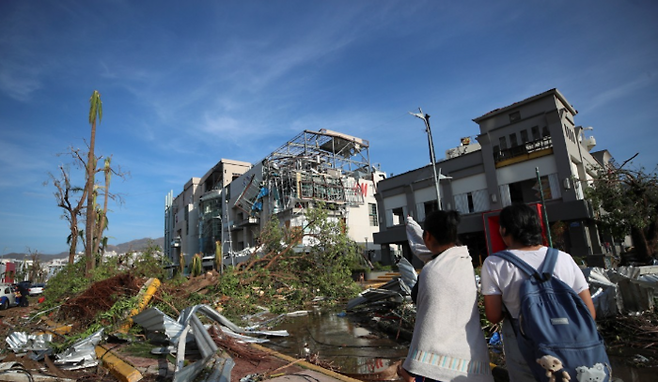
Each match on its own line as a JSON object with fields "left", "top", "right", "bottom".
{"left": 56, "top": 273, "right": 141, "bottom": 330}
{"left": 598, "top": 311, "right": 658, "bottom": 356}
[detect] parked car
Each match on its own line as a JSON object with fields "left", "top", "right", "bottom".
{"left": 28, "top": 283, "right": 45, "bottom": 296}
{"left": 0, "top": 284, "right": 17, "bottom": 310}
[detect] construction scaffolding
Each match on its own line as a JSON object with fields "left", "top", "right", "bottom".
{"left": 234, "top": 129, "right": 372, "bottom": 217}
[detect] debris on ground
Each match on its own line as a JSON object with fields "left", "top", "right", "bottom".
{"left": 3, "top": 249, "right": 658, "bottom": 382}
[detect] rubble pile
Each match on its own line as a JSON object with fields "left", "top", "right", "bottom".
{"left": 0, "top": 269, "right": 350, "bottom": 382}
{"left": 3, "top": 243, "right": 658, "bottom": 381}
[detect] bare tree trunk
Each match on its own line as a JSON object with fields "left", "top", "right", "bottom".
{"left": 630, "top": 227, "right": 652, "bottom": 264}
{"left": 85, "top": 91, "right": 102, "bottom": 276}
{"left": 69, "top": 224, "right": 78, "bottom": 264}
{"left": 93, "top": 158, "right": 111, "bottom": 259}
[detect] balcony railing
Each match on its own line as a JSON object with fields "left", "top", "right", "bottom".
{"left": 494, "top": 136, "right": 553, "bottom": 164}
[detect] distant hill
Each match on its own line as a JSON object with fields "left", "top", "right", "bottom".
{"left": 107, "top": 237, "right": 165, "bottom": 254}
{"left": 5, "top": 237, "right": 165, "bottom": 260}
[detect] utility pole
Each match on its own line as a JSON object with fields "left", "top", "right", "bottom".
{"left": 410, "top": 108, "right": 442, "bottom": 209}
{"left": 535, "top": 167, "right": 553, "bottom": 247}
{"left": 225, "top": 197, "right": 234, "bottom": 267}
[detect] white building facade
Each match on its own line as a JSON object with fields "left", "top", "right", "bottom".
{"left": 374, "top": 89, "right": 612, "bottom": 267}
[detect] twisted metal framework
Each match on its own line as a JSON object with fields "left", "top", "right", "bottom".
{"left": 235, "top": 129, "right": 372, "bottom": 216}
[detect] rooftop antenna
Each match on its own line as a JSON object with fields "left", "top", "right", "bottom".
{"left": 409, "top": 108, "right": 442, "bottom": 209}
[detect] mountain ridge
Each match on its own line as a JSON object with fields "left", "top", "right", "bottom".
{"left": 5, "top": 237, "right": 165, "bottom": 260}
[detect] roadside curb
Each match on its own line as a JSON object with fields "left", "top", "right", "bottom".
{"left": 95, "top": 344, "right": 143, "bottom": 382}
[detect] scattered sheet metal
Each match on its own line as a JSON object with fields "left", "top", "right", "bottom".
{"left": 54, "top": 328, "right": 104, "bottom": 370}
{"left": 584, "top": 267, "right": 623, "bottom": 318}
{"left": 584, "top": 265, "right": 658, "bottom": 317}
{"left": 173, "top": 315, "right": 220, "bottom": 382}
{"left": 396, "top": 256, "right": 418, "bottom": 290}
{"left": 218, "top": 326, "right": 271, "bottom": 344}
{"left": 5, "top": 332, "right": 53, "bottom": 353}
{"left": 0, "top": 361, "right": 77, "bottom": 382}
{"left": 609, "top": 269, "right": 655, "bottom": 314}
{"left": 133, "top": 304, "right": 289, "bottom": 382}
{"left": 179, "top": 304, "right": 289, "bottom": 338}
{"left": 346, "top": 278, "right": 410, "bottom": 310}
{"left": 201, "top": 355, "right": 235, "bottom": 382}
{"left": 172, "top": 314, "right": 238, "bottom": 382}
{"left": 174, "top": 322, "right": 207, "bottom": 382}
{"left": 133, "top": 305, "right": 289, "bottom": 346}
{"left": 28, "top": 348, "right": 53, "bottom": 362}
{"left": 132, "top": 306, "right": 184, "bottom": 342}
{"left": 0, "top": 362, "right": 23, "bottom": 372}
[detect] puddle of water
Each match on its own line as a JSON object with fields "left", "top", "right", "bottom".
{"left": 264, "top": 308, "right": 655, "bottom": 382}
{"left": 608, "top": 352, "right": 656, "bottom": 382}
{"left": 265, "top": 308, "right": 407, "bottom": 377}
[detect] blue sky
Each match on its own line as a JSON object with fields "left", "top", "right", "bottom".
{"left": 1, "top": 1, "right": 657, "bottom": 255}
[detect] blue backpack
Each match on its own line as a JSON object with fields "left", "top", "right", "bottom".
{"left": 494, "top": 248, "right": 612, "bottom": 382}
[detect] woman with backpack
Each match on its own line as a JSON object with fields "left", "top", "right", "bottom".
{"left": 480, "top": 203, "right": 597, "bottom": 381}
{"left": 397, "top": 210, "right": 493, "bottom": 382}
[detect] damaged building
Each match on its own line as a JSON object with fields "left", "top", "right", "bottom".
{"left": 374, "top": 88, "right": 616, "bottom": 268}
{"left": 165, "top": 129, "right": 386, "bottom": 271}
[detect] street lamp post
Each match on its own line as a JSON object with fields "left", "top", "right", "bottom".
{"left": 410, "top": 108, "right": 442, "bottom": 209}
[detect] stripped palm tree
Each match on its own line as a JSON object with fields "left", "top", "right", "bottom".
{"left": 85, "top": 90, "right": 102, "bottom": 276}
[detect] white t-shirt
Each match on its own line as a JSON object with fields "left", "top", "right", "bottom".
{"left": 480, "top": 246, "right": 589, "bottom": 319}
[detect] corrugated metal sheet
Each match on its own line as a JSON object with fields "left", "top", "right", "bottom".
{"left": 133, "top": 307, "right": 184, "bottom": 342}
{"left": 133, "top": 304, "right": 288, "bottom": 382}
{"left": 54, "top": 329, "right": 104, "bottom": 370}
{"left": 585, "top": 265, "right": 658, "bottom": 317}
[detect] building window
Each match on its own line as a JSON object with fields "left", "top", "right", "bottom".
{"left": 531, "top": 126, "right": 540, "bottom": 140}
{"left": 520, "top": 130, "right": 529, "bottom": 143}
{"left": 184, "top": 209, "right": 189, "bottom": 235}
{"left": 542, "top": 126, "right": 550, "bottom": 137}
{"left": 386, "top": 207, "right": 407, "bottom": 226}
{"left": 455, "top": 191, "right": 488, "bottom": 214}
{"left": 467, "top": 193, "right": 475, "bottom": 213}
{"left": 499, "top": 137, "right": 508, "bottom": 150}
{"left": 392, "top": 207, "right": 404, "bottom": 225}
{"left": 424, "top": 200, "right": 438, "bottom": 216}
{"left": 509, "top": 111, "right": 521, "bottom": 122}
{"left": 509, "top": 133, "right": 518, "bottom": 147}
{"left": 368, "top": 203, "right": 378, "bottom": 226}
{"left": 507, "top": 174, "right": 561, "bottom": 204}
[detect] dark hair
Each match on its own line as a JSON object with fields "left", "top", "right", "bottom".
{"left": 498, "top": 203, "right": 543, "bottom": 246}
{"left": 423, "top": 210, "right": 461, "bottom": 246}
